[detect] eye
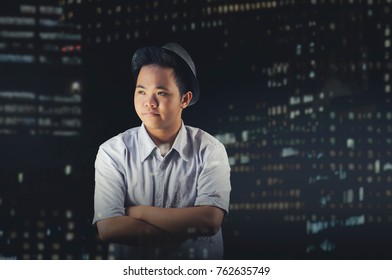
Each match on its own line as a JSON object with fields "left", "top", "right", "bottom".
{"left": 137, "top": 90, "right": 145, "bottom": 95}
{"left": 157, "top": 91, "right": 168, "bottom": 96}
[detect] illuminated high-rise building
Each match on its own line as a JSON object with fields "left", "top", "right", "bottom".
{"left": 209, "top": 0, "right": 392, "bottom": 258}
{"left": 0, "top": 0, "right": 88, "bottom": 260}
{"left": 0, "top": 0, "right": 83, "bottom": 136}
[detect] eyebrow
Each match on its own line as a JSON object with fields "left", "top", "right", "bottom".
{"left": 136, "top": 85, "right": 170, "bottom": 91}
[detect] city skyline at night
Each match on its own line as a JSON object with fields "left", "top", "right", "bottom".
{"left": 0, "top": 0, "right": 83, "bottom": 137}
{"left": 1, "top": 0, "right": 391, "bottom": 259}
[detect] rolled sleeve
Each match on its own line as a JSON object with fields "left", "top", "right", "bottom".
{"left": 195, "top": 142, "right": 231, "bottom": 214}
{"left": 92, "top": 146, "right": 126, "bottom": 225}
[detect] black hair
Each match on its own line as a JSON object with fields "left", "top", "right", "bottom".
{"left": 131, "top": 46, "right": 193, "bottom": 96}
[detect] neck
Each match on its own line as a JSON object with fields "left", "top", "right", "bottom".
{"left": 145, "top": 123, "right": 182, "bottom": 147}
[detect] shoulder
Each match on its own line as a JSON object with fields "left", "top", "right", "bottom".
{"left": 184, "top": 125, "right": 222, "bottom": 145}
{"left": 95, "top": 127, "right": 140, "bottom": 169}
{"left": 184, "top": 125, "right": 227, "bottom": 157}
{"left": 100, "top": 127, "right": 139, "bottom": 151}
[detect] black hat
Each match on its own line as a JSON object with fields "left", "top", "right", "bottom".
{"left": 161, "top": 43, "right": 199, "bottom": 105}
{"left": 131, "top": 43, "right": 200, "bottom": 106}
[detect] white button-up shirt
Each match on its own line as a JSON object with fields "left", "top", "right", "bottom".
{"left": 93, "top": 122, "right": 231, "bottom": 259}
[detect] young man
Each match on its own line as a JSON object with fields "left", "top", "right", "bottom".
{"left": 93, "top": 43, "right": 231, "bottom": 259}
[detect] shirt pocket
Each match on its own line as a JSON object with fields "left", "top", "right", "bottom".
{"left": 168, "top": 177, "right": 197, "bottom": 208}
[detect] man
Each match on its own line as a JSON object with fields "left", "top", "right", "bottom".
{"left": 93, "top": 43, "right": 231, "bottom": 259}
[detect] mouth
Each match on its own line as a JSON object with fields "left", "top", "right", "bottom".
{"left": 143, "top": 111, "right": 160, "bottom": 117}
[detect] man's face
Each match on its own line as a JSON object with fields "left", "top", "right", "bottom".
{"left": 134, "top": 64, "right": 190, "bottom": 133}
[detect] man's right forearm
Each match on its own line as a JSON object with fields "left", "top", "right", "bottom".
{"left": 96, "top": 216, "right": 183, "bottom": 247}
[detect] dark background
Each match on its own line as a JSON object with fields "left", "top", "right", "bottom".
{"left": 0, "top": 0, "right": 391, "bottom": 259}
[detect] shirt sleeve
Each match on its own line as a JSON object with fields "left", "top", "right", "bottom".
{"left": 92, "top": 145, "right": 126, "bottom": 225}
{"left": 194, "top": 142, "right": 231, "bottom": 214}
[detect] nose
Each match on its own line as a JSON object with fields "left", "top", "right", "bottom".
{"left": 144, "top": 94, "right": 158, "bottom": 108}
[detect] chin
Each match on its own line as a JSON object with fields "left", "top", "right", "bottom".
{"left": 143, "top": 120, "right": 163, "bottom": 129}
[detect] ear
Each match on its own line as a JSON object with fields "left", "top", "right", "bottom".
{"left": 181, "top": 91, "right": 193, "bottom": 108}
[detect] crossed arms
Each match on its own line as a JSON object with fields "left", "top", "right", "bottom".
{"left": 96, "top": 205, "right": 224, "bottom": 246}
{"left": 95, "top": 139, "right": 231, "bottom": 247}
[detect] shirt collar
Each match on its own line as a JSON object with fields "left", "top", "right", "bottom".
{"left": 138, "top": 122, "right": 190, "bottom": 163}
{"left": 138, "top": 123, "right": 158, "bottom": 162}
{"left": 170, "top": 122, "right": 190, "bottom": 162}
